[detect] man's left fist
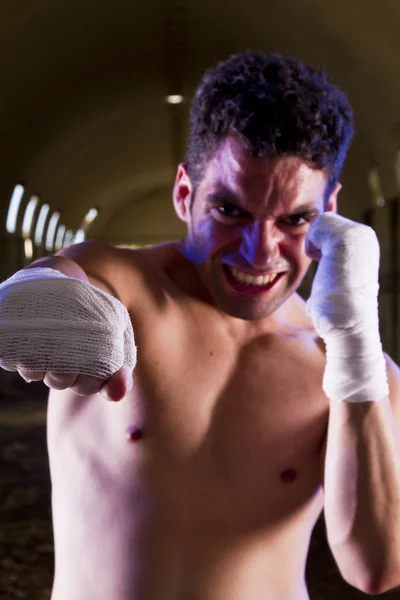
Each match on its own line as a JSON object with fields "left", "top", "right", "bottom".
{"left": 305, "top": 212, "right": 380, "bottom": 339}
{"left": 304, "top": 212, "right": 388, "bottom": 403}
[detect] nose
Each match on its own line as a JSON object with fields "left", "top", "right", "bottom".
{"left": 239, "top": 219, "right": 282, "bottom": 269}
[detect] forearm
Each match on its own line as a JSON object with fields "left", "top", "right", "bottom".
{"left": 323, "top": 395, "right": 400, "bottom": 593}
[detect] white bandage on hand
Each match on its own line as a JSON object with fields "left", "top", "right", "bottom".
{"left": 306, "top": 213, "right": 389, "bottom": 403}
{"left": 0, "top": 267, "right": 137, "bottom": 379}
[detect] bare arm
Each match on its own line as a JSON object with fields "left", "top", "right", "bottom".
{"left": 321, "top": 353, "right": 400, "bottom": 595}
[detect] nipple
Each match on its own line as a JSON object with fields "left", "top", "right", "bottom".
{"left": 280, "top": 468, "right": 297, "bottom": 483}
{"left": 125, "top": 426, "right": 144, "bottom": 442}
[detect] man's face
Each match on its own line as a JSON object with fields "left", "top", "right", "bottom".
{"left": 173, "top": 137, "right": 338, "bottom": 321}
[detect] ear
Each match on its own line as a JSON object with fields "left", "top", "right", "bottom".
{"left": 325, "top": 182, "right": 342, "bottom": 213}
{"left": 173, "top": 163, "right": 193, "bottom": 223}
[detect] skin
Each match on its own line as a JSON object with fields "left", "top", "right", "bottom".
{"left": 43, "top": 137, "right": 344, "bottom": 599}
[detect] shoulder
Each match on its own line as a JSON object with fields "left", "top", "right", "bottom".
{"left": 55, "top": 238, "right": 184, "bottom": 309}
{"left": 54, "top": 239, "right": 154, "bottom": 305}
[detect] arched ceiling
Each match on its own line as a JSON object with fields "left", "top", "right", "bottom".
{"left": 1, "top": 0, "right": 400, "bottom": 244}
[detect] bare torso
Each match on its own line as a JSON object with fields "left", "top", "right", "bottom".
{"left": 47, "top": 243, "right": 329, "bottom": 600}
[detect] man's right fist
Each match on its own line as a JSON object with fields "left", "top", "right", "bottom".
{"left": 0, "top": 266, "right": 137, "bottom": 401}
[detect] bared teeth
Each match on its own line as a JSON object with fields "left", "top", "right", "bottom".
{"left": 229, "top": 267, "right": 278, "bottom": 286}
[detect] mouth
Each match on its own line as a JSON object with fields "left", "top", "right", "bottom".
{"left": 222, "top": 264, "right": 285, "bottom": 296}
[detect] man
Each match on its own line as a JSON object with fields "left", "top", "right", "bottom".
{"left": 1, "top": 51, "right": 400, "bottom": 599}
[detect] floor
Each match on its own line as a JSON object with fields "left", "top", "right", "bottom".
{"left": 0, "top": 374, "right": 399, "bottom": 599}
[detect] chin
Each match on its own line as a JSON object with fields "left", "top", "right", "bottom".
{"left": 211, "top": 292, "right": 290, "bottom": 322}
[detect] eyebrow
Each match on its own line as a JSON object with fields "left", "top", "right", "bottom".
{"left": 206, "top": 193, "right": 321, "bottom": 217}
{"left": 207, "top": 190, "right": 239, "bottom": 205}
{"left": 280, "top": 203, "right": 321, "bottom": 217}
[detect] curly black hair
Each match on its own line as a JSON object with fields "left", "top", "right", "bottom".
{"left": 186, "top": 51, "right": 354, "bottom": 203}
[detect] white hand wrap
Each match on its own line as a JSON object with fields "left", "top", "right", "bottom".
{"left": 306, "top": 213, "right": 389, "bottom": 403}
{"left": 0, "top": 267, "right": 137, "bottom": 379}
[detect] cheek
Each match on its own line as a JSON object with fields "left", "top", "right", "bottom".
{"left": 190, "top": 218, "right": 226, "bottom": 264}
{"left": 280, "top": 235, "right": 311, "bottom": 275}
{"left": 297, "top": 234, "right": 311, "bottom": 263}
{"left": 198, "top": 218, "right": 237, "bottom": 252}
{"left": 280, "top": 234, "right": 306, "bottom": 258}
{"left": 296, "top": 242, "right": 314, "bottom": 275}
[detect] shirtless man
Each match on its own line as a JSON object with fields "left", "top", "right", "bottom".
{"left": 1, "top": 51, "right": 400, "bottom": 600}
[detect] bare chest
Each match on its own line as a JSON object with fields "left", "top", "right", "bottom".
{"left": 47, "top": 300, "right": 330, "bottom": 596}
{"left": 99, "top": 307, "right": 330, "bottom": 518}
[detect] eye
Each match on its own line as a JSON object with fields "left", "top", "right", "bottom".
{"left": 281, "top": 214, "right": 310, "bottom": 227}
{"left": 215, "top": 203, "right": 245, "bottom": 218}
